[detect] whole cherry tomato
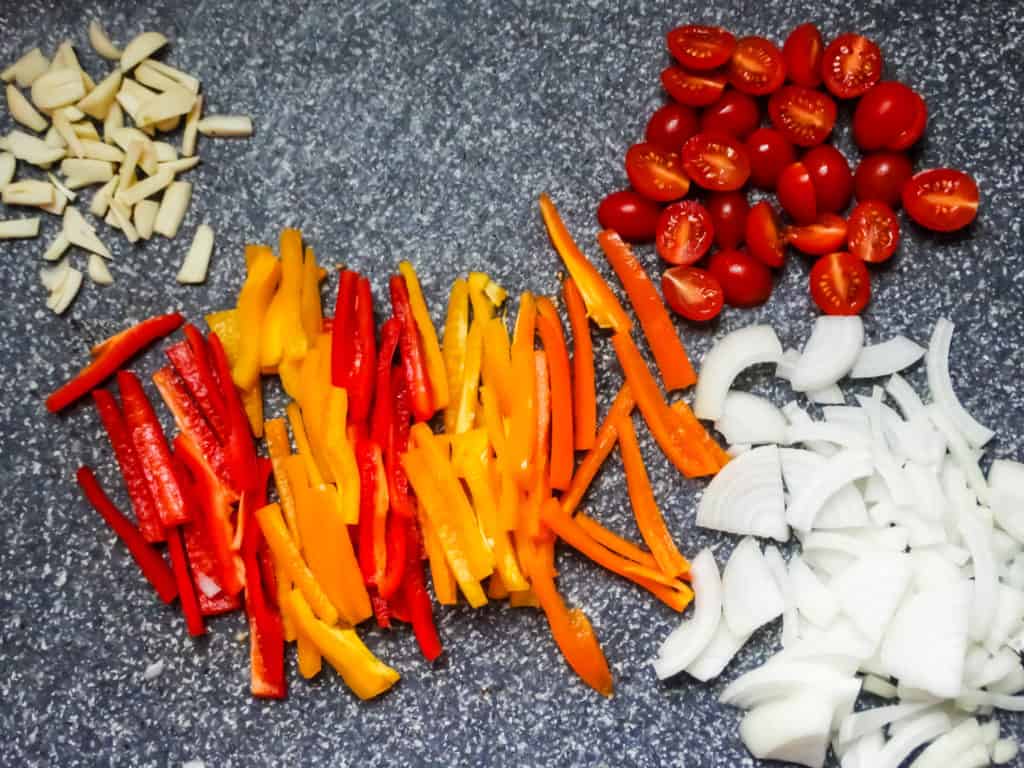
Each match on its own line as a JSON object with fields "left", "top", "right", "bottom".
{"left": 776, "top": 161, "right": 818, "bottom": 223}
{"left": 854, "top": 152, "right": 914, "bottom": 208}
{"left": 645, "top": 103, "right": 700, "bottom": 153}
{"left": 597, "top": 190, "right": 663, "bottom": 242}
{"left": 783, "top": 23, "right": 824, "bottom": 88}
{"left": 708, "top": 249, "right": 774, "bottom": 306}
{"left": 745, "top": 128, "right": 796, "bottom": 190}
{"left": 706, "top": 191, "right": 750, "bottom": 249}
{"left": 700, "top": 89, "right": 761, "bottom": 139}
{"left": 852, "top": 81, "right": 924, "bottom": 150}
{"left": 802, "top": 144, "right": 854, "bottom": 214}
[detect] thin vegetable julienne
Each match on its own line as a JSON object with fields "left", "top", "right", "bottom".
{"left": 507, "top": 292, "right": 537, "bottom": 489}
{"left": 399, "top": 261, "right": 449, "bottom": 412}
{"left": 575, "top": 513, "right": 659, "bottom": 571}
{"left": 442, "top": 278, "right": 470, "bottom": 433}
{"left": 167, "top": 525, "right": 207, "bottom": 637}
{"left": 535, "top": 297, "right": 574, "bottom": 492}
{"left": 562, "top": 277, "right": 596, "bottom": 451}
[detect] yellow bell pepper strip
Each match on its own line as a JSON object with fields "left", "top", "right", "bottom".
{"left": 481, "top": 316, "right": 516, "bottom": 418}
{"left": 244, "top": 243, "right": 272, "bottom": 270}
{"left": 563, "top": 277, "right": 596, "bottom": 451}
{"left": 454, "top": 317, "right": 484, "bottom": 433}
{"left": 538, "top": 193, "right": 631, "bottom": 333}
{"left": 286, "top": 590, "right": 400, "bottom": 700}
{"left": 263, "top": 418, "right": 302, "bottom": 544}
{"left": 535, "top": 297, "right": 574, "bottom": 492}
{"left": 241, "top": 383, "right": 264, "bottom": 438}
{"left": 616, "top": 412, "right": 690, "bottom": 579}
{"left": 399, "top": 261, "right": 449, "bottom": 412}
{"left": 255, "top": 502, "right": 339, "bottom": 625}
{"left": 417, "top": 505, "right": 457, "bottom": 605}
{"left": 292, "top": 593, "right": 323, "bottom": 679}
{"left": 274, "top": 557, "right": 297, "bottom": 642}
{"left": 300, "top": 246, "right": 323, "bottom": 343}
{"left": 260, "top": 228, "right": 308, "bottom": 369}
{"left": 466, "top": 272, "right": 493, "bottom": 320}
{"left": 481, "top": 384, "right": 519, "bottom": 533}
{"left": 286, "top": 402, "right": 325, "bottom": 488}
{"left": 299, "top": 332, "right": 336, "bottom": 483}
{"left": 278, "top": 356, "right": 303, "bottom": 402}
{"left": 508, "top": 292, "right": 537, "bottom": 489}
{"left": 205, "top": 309, "right": 241, "bottom": 369}
{"left": 441, "top": 278, "right": 469, "bottom": 433}
{"left": 233, "top": 248, "right": 281, "bottom": 390}
{"left": 324, "top": 387, "right": 361, "bottom": 525}
{"left": 574, "top": 513, "right": 660, "bottom": 571}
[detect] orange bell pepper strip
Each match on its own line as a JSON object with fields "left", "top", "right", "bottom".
{"left": 205, "top": 309, "right": 241, "bottom": 369}
{"left": 518, "top": 350, "right": 551, "bottom": 541}
{"left": 300, "top": 246, "right": 323, "bottom": 344}
{"left": 296, "top": 627, "right": 323, "bottom": 679}
{"left": 670, "top": 400, "right": 731, "bottom": 470}
{"left": 417, "top": 505, "right": 457, "bottom": 605}
{"left": 482, "top": 384, "right": 519, "bottom": 534}
{"left": 260, "top": 228, "right": 308, "bottom": 369}
{"left": 538, "top": 193, "right": 631, "bottom": 334}
{"left": 441, "top": 278, "right": 469, "bottom": 433}
{"left": 575, "top": 513, "right": 659, "bottom": 571}
{"left": 616, "top": 412, "right": 690, "bottom": 579}
{"left": 286, "top": 590, "right": 400, "bottom": 700}
{"left": 481, "top": 316, "right": 516, "bottom": 418}
{"left": 598, "top": 230, "right": 697, "bottom": 392}
{"left": 453, "top": 317, "right": 484, "bottom": 434}
{"left": 487, "top": 571, "right": 509, "bottom": 600}
{"left": 241, "top": 383, "right": 264, "bottom": 438}
{"left": 264, "top": 418, "right": 302, "bottom": 544}
{"left": 563, "top": 278, "right": 596, "bottom": 451}
{"left": 274, "top": 557, "right": 297, "bottom": 642}
{"left": 286, "top": 401, "right": 325, "bottom": 488}
{"left": 535, "top": 297, "right": 574, "bottom": 492}
{"left": 399, "top": 261, "right": 449, "bottom": 412}
{"left": 508, "top": 292, "right": 537, "bottom": 489}
{"left": 467, "top": 272, "right": 496, "bottom": 321}
{"left": 232, "top": 248, "right": 280, "bottom": 390}
{"left": 324, "top": 387, "right": 361, "bottom": 525}
{"left": 562, "top": 385, "right": 636, "bottom": 516}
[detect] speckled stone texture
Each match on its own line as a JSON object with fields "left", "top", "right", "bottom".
{"left": 1, "top": 1, "right": 1022, "bottom": 766}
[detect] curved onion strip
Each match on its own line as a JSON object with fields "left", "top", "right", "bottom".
{"left": 776, "top": 347, "right": 800, "bottom": 381}
{"left": 791, "top": 316, "right": 864, "bottom": 392}
{"left": 911, "top": 719, "right": 983, "bottom": 768}
{"left": 830, "top": 552, "right": 911, "bottom": 647}
{"left": 927, "top": 405, "right": 989, "bottom": 505}
{"left": 958, "top": 507, "right": 998, "bottom": 644}
{"left": 845, "top": 730, "right": 886, "bottom": 768}
{"left": 722, "top": 537, "right": 784, "bottom": 637}
{"left": 783, "top": 403, "right": 838, "bottom": 457}
{"left": 990, "top": 459, "right": 1024, "bottom": 494}
{"left": 838, "top": 701, "right": 936, "bottom": 746}
{"left": 993, "top": 490, "right": 1024, "bottom": 545}
{"left": 686, "top": 615, "right": 750, "bottom": 682}
{"left": 715, "top": 391, "right": 788, "bottom": 446}
{"left": 885, "top": 373, "right": 926, "bottom": 420}
{"left": 926, "top": 318, "right": 994, "bottom": 448}
{"left": 823, "top": 406, "right": 869, "bottom": 429}
{"left": 780, "top": 448, "right": 868, "bottom": 529}
{"left": 850, "top": 335, "right": 925, "bottom": 379}
{"left": 861, "top": 390, "right": 913, "bottom": 506}
{"left": 789, "top": 555, "right": 838, "bottom": 628}
{"left": 694, "top": 324, "right": 783, "bottom": 420}
{"left": 786, "top": 449, "right": 874, "bottom": 532}
{"left": 653, "top": 549, "right": 721, "bottom": 679}
{"left": 874, "top": 711, "right": 953, "bottom": 768}
{"left": 739, "top": 690, "right": 834, "bottom": 768}
{"left": 763, "top": 545, "right": 799, "bottom": 648}
{"left": 989, "top": 663, "right": 1024, "bottom": 696}
{"left": 809, "top": 384, "right": 845, "bottom": 405}
{"left": 785, "top": 618, "right": 875, "bottom": 663}
{"left": 785, "top": 421, "right": 871, "bottom": 452}
{"left": 969, "top": 648, "right": 1020, "bottom": 690}
{"left": 902, "top": 462, "right": 946, "bottom": 523}
{"left": 697, "top": 445, "right": 788, "bottom": 542}
{"left": 721, "top": 657, "right": 853, "bottom": 710}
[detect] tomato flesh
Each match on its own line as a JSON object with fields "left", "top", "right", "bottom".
{"left": 783, "top": 23, "right": 823, "bottom": 88}
{"left": 822, "top": 33, "right": 883, "bottom": 99}
{"left": 645, "top": 103, "right": 700, "bottom": 153}
{"left": 708, "top": 249, "right": 774, "bottom": 307}
{"left": 655, "top": 200, "right": 715, "bottom": 265}
{"left": 854, "top": 152, "right": 913, "bottom": 208}
{"left": 776, "top": 161, "right": 818, "bottom": 224}
{"left": 661, "top": 266, "right": 724, "bottom": 322}
{"left": 706, "top": 191, "right": 750, "bottom": 249}
{"left": 802, "top": 144, "right": 853, "bottom": 214}
{"left": 661, "top": 67, "right": 728, "bottom": 107}
{"left": 852, "top": 81, "right": 919, "bottom": 150}
{"left": 680, "top": 132, "right": 751, "bottom": 191}
{"left": 810, "top": 251, "right": 871, "bottom": 315}
{"left": 727, "top": 36, "right": 786, "bottom": 95}
{"left": 848, "top": 201, "right": 900, "bottom": 263}
{"left": 785, "top": 213, "right": 848, "bottom": 255}
{"left": 668, "top": 25, "right": 737, "bottom": 71}
{"left": 624, "top": 142, "right": 691, "bottom": 203}
{"left": 902, "top": 168, "right": 979, "bottom": 232}
{"left": 597, "top": 190, "right": 663, "bottom": 242}
{"left": 746, "top": 201, "right": 787, "bottom": 267}
{"left": 768, "top": 85, "right": 837, "bottom": 147}
{"left": 745, "top": 128, "right": 796, "bottom": 190}
{"left": 700, "top": 89, "right": 761, "bottom": 139}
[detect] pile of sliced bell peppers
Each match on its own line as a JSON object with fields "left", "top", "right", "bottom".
{"left": 49, "top": 196, "right": 729, "bottom": 700}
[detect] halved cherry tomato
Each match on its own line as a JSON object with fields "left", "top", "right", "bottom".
{"left": 852, "top": 81, "right": 919, "bottom": 150}
{"left": 802, "top": 145, "right": 853, "bottom": 214}
{"left": 902, "top": 168, "right": 979, "bottom": 232}
{"left": 727, "top": 36, "right": 786, "bottom": 95}
{"left": 785, "top": 213, "right": 848, "bottom": 255}
{"left": 708, "top": 249, "right": 773, "bottom": 307}
{"left": 706, "top": 191, "right": 749, "bottom": 249}
{"left": 854, "top": 152, "right": 913, "bottom": 208}
{"left": 776, "top": 161, "right": 817, "bottom": 224}
{"left": 661, "top": 266, "right": 724, "bottom": 322}
{"left": 887, "top": 89, "right": 927, "bottom": 151}
{"left": 745, "top": 128, "right": 796, "bottom": 190}
{"left": 700, "top": 90, "right": 761, "bottom": 139}
{"left": 746, "top": 201, "right": 787, "bottom": 267}
{"left": 597, "top": 190, "right": 663, "bottom": 242}
{"left": 680, "top": 132, "right": 751, "bottom": 191}
{"left": 625, "top": 142, "right": 691, "bottom": 202}
{"left": 767, "top": 85, "right": 837, "bottom": 147}
{"left": 661, "top": 67, "right": 727, "bottom": 107}
{"left": 655, "top": 200, "right": 715, "bottom": 265}
{"left": 645, "top": 103, "right": 700, "bottom": 153}
{"left": 848, "top": 201, "right": 900, "bottom": 263}
{"left": 668, "top": 25, "right": 737, "bottom": 71}
{"left": 783, "top": 23, "right": 823, "bottom": 88}
{"left": 809, "top": 251, "right": 871, "bottom": 315}
{"left": 822, "top": 33, "right": 882, "bottom": 99}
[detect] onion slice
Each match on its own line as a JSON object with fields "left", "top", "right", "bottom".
{"left": 694, "top": 324, "right": 783, "bottom": 420}
{"left": 740, "top": 690, "right": 834, "bottom": 768}
{"left": 885, "top": 373, "right": 926, "bottom": 420}
{"left": 838, "top": 701, "right": 936, "bottom": 746}
{"left": 830, "top": 552, "right": 911, "bottom": 648}
{"left": 789, "top": 555, "right": 839, "bottom": 628}
{"left": 911, "top": 718, "right": 983, "bottom": 768}
{"left": 850, "top": 335, "right": 925, "bottom": 378}
{"left": 714, "top": 391, "right": 788, "bottom": 446}
{"left": 722, "top": 537, "right": 784, "bottom": 637}
{"left": 764, "top": 545, "right": 799, "bottom": 648}
{"left": 958, "top": 507, "right": 998, "bottom": 644}
{"left": 928, "top": 405, "right": 989, "bottom": 505}
{"left": 653, "top": 549, "right": 721, "bottom": 679}
{"left": 874, "top": 711, "right": 952, "bottom": 768}
{"left": 786, "top": 449, "right": 874, "bottom": 532}
{"left": 926, "top": 318, "right": 994, "bottom": 448}
{"left": 697, "top": 445, "right": 788, "bottom": 542}
{"left": 780, "top": 448, "right": 868, "bottom": 529}
{"left": 686, "top": 615, "right": 750, "bottom": 682}
{"left": 790, "top": 316, "right": 864, "bottom": 392}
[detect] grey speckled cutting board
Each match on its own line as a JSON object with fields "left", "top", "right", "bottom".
{"left": 1, "top": 1, "right": 1022, "bottom": 766}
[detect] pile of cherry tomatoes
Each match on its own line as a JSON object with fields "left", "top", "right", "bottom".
{"left": 597, "top": 23, "right": 980, "bottom": 321}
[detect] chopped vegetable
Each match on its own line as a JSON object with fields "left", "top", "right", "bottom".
{"left": 694, "top": 324, "right": 783, "bottom": 420}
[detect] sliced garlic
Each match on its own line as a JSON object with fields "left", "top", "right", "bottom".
{"left": 152, "top": 141, "right": 177, "bottom": 162}
{"left": 80, "top": 139, "right": 124, "bottom": 163}
{"left": 196, "top": 115, "right": 253, "bottom": 138}
{"left": 139, "top": 140, "right": 159, "bottom": 176}
{"left": 44, "top": 126, "right": 65, "bottom": 148}
{"left": 3, "top": 48, "right": 50, "bottom": 88}
{"left": 153, "top": 180, "right": 191, "bottom": 238}
{"left": 110, "top": 127, "right": 151, "bottom": 155}
{"left": 31, "top": 68, "right": 86, "bottom": 111}
{"left": 2, "top": 180, "right": 55, "bottom": 206}
{"left": 135, "top": 85, "right": 195, "bottom": 127}
{"left": 115, "top": 167, "right": 174, "bottom": 208}
{"left": 88, "top": 253, "right": 114, "bottom": 285}
{"left": 89, "top": 176, "right": 119, "bottom": 217}
{"left": 52, "top": 110, "right": 85, "bottom": 159}
{"left": 47, "top": 267, "right": 83, "bottom": 314}
{"left": 118, "top": 140, "right": 141, "bottom": 191}
{"left": 88, "top": 21, "right": 123, "bottom": 61}
{"left": 134, "top": 199, "right": 159, "bottom": 239}
{"left": 76, "top": 69, "right": 121, "bottom": 121}
{"left": 72, "top": 121, "right": 100, "bottom": 141}
{"left": 133, "top": 61, "right": 179, "bottom": 93}
{"left": 48, "top": 172, "right": 77, "bottom": 202}
{"left": 56, "top": 105, "right": 85, "bottom": 122}
{"left": 37, "top": 189, "right": 68, "bottom": 215}
{"left": 177, "top": 224, "right": 214, "bottom": 284}
{"left": 64, "top": 206, "right": 112, "bottom": 259}
{"left": 0, "top": 152, "right": 15, "bottom": 187}
{"left": 5, "top": 130, "right": 66, "bottom": 166}
{"left": 109, "top": 200, "right": 139, "bottom": 242}
{"left": 6, "top": 84, "right": 48, "bottom": 132}
{"left": 120, "top": 32, "right": 169, "bottom": 73}
{"left": 43, "top": 232, "right": 71, "bottom": 261}
{"left": 181, "top": 94, "right": 202, "bottom": 157}
{"left": 155, "top": 115, "right": 181, "bottom": 133}
{"left": 159, "top": 156, "right": 200, "bottom": 174}
{"left": 139, "top": 59, "right": 200, "bottom": 95}
{"left": 40, "top": 258, "right": 71, "bottom": 291}
{"left": 104, "top": 209, "right": 119, "bottom": 230}
{"left": 49, "top": 40, "right": 80, "bottom": 72}
{"left": 103, "top": 101, "right": 123, "bottom": 144}
{"left": 60, "top": 158, "right": 115, "bottom": 187}
{"left": 0, "top": 217, "right": 41, "bottom": 238}
{"left": 114, "top": 78, "right": 157, "bottom": 123}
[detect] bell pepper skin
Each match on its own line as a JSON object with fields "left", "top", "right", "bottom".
{"left": 454, "top": 318, "right": 484, "bottom": 434}
{"left": 209, "top": 332, "right": 259, "bottom": 493}
{"left": 46, "top": 313, "right": 185, "bottom": 413}
{"left": 330, "top": 269, "right": 359, "bottom": 389}
{"left": 402, "top": 519, "right": 442, "bottom": 662}
{"left": 204, "top": 310, "right": 241, "bottom": 369}
{"left": 167, "top": 525, "right": 207, "bottom": 637}
{"left": 562, "top": 385, "right": 635, "bottom": 516}
{"left": 323, "top": 388, "right": 361, "bottom": 525}
{"left": 370, "top": 319, "right": 402, "bottom": 448}
{"left": 261, "top": 228, "right": 308, "bottom": 369}
{"left": 263, "top": 418, "right": 302, "bottom": 543}
{"left": 507, "top": 293, "right": 537, "bottom": 489}
{"left": 386, "top": 378, "right": 415, "bottom": 520}
{"left": 300, "top": 246, "right": 323, "bottom": 343}
{"left": 417, "top": 507, "right": 457, "bottom": 605}
{"left": 442, "top": 279, "right": 470, "bottom": 433}
{"left": 349, "top": 277, "right": 377, "bottom": 424}
{"left": 233, "top": 249, "right": 281, "bottom": 391}
{"left": 75, "top": 466, "right": 177, "bottom": 604}
{"left": 390, "top": 275, "right": 434, "bottom": 423}
{"left": 398, "top": 261, "right": 449, "bottom": 411}
{"left": 92, "top": 390, "right": 165, "bottom": 543}
{"left": 535, "top": 297, "right": 574, "bottom": 492}
{"left": 166, "top": 331, "right": 229, "bottom": 443}
{"left": 563, "top": 278, "right": 596, "bottom": 451}
{"left": 356, "top": 439, "right": 390, "bottom": 590}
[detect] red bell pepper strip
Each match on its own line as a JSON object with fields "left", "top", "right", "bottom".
{"left": 47, "top": 312, "right": 184, "bottom": 413}
{"left": 356, "top": 439, "right": 389, "bottom": 590}
{"left": 330, "top": 269, "right": 359, "bottom": 388}
{"left": 209, "top": 332, "right": 258, "bottom": 493}
{"left": 349, "top": 277, "right": 377, "bottom": 425}
{"left": 378, "top": 511, "right": 407, "bottom": 601}
{"left": 166, "top": 325, "right": 229, "bottom": 442}
{"left": 370, "top": 591, "right": 392, "bottom": 630}
{"left": 403, "top": 518, "right": 442, "bottom": 661}
{"left": 75, "top": 466, "right": 177, "bottom": 603}
{"left": 167, "top": 525, "right": 207, "bottom": 637}
{"left": 388, "top": 579, "right": 412, "bottom": 625}
{"left": 117, "top": 370, "right": 190, "bottom": 527}
{"left": 371, "top": 318, "right": 402, "bottom": 448}
{"left": 389, "top": 275, "right": 434, "bottom": 423}
{"left": 387, "top": 377, "right": 414, "bottom": 520}
{"left": 91, "top": 389, "right": 165, "bottom": 543}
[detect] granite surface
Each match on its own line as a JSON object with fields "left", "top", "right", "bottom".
{"left": 1, "top": 0, "right": 1022, "bottom": 766}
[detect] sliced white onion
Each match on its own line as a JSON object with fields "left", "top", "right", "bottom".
{"left": 990, "top": 459, "right": 1024, "bottom": 494}
{"left": 694, "top": 324, "right": 783, "bottom": 420}
{"left": 874, "top": 711, "right": 953, "bottom": 768}
{"left": 926, "top": 318, "right": 993, "bottom": 448}
{"left": 786, "top": 618, "right": 875, "bottom": 662}
{"left": 785, "top": 421, "right": 871, "bottom": 452}
{"left": 969, "top": 648, "right": 1020, "bottom": 690}
{"left": 990, "top": 663, "right": 1024, "bottom": 695}
{"left": 739, "top": 690, "right": 834, "bottom": 768}
{"left": 831, "top": 552, "right": 911, "bottom": 649}
{"left": 956, "top": 690, "right": 1024, "bottom": 712}
{"left": 764, "top": 545, "right": 799, "bottom": 648}
{"left": 727, "top": 443, "right": 751, "bottom": 457}
{"left": 780, "top": 448, "right": 869, "bottom": 529}
{"left": 861, "top": 389, "right": 913, "bottom": 506}
{"left": 993, "top": 738, "right": 1019, "bottom": 765}
{"left": 720, "top": 657, "right": 850, "bottom": 710}
{"left": 791, "top": 316, "right": 864, "bottom": 393}
{"left": 823, "top": 406, "right": 870, "bottom": 429}
{"left": 843, "top": 730, "right": 886, "bottom": 768}
{"left": 789, "top": 555, "right": 839, "bottom": 628}
{"left": 783, "top": 402, "right": 838, "bottom": 457}
{"left": 850, "top": 335, "right": 926, "bottom": 379}
{"left": 714, "top": 391, "right": 788, "bottom": 445}
{"left": 986, "top": 584, "right": 1024, "bottom": 654}
{"left": 787, "top": 449, "right": 874, "bottom": 532}
{"left": 838, "top": 701, "right": 936, "bottom": 746}
{"left": 776, "top": 347, "right": 801, "bottom": 381}
{"left": 902, "top": 462, "right": 946, "bottom": 523}
{"left": 861, "top": 674, "right": 897, "bottom": 699}
{"left": 886, "top": 373, "right": 926, "bottom": 420}
{"left": 808, "top": 385, "right": 845, "bottom": 405}
{"left": 697, "top": 445, "right": 788, "bottom": 542}
{"left": 653, "top": 549, "right": 721, "bottom": 679}
{"left": 722, "top": 537, "right": 784, "bottom": 637}
{"left": 911, "top": 718, "right": 982, "bottom": 768}
{"left": 910, "top": 549, "right": 964, "bottom": 592}
{"left": 958, "top": 507, "right": 998, "bottom": 644}
{"left": 685, "top": 615, "right": 750, "bottom": 682}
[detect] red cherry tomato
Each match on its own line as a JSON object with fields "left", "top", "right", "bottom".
{"left": 706, "top": 191, "right": 750, "bottom": 249}
{"left": 802, "top": 145, "right": 854, "bottom": 214}
{"left": 624, "top": 142, "right": 691, "bottom": 203}
{"left": 597, "top": 190, "right": 663, "bottom": 242}
{"left": 661, "top": 67, "right": 728, "bottom": 107}
{"left": 783, "top": 23, "right": 824, "bottom": 88}
{"left": 645, "top": 103, "right": 700, "bottom": 153}
{"left": 902, "top": 168, "right": 979, "bottom": 232}
{"left": 810, "top": 251, "right": 871, "bottom": 315}
{"left": 776, "top": 161, "right": 818, "bottom": 224}
{"left": 667, "top": 25, "right": 737, "bottom": 71}
{"left": 767, "top": 85, "right": 837, "bottom": 147}
{"left": 745, "top": 128, "right": 796, "bottom": 190}
{"left": 822, "top": 33, "right": 883, "bottom": 99}
{"left": 661, "top": 266, "right": 724, "bottom": 322}
{"left": 726, "top": 36, "right": 786, "bottom": 95}
{"left": 852, "top": 81, "right": 920, "bottom": 150}
{"left": 655, "top": 200, "right": 715, "bottom": 265}
{"left": 746, "top": 201, "right": 787, "bottom": 267}
{"left": 680, "top": 132, "right": 751, "bottom": 191}
{"left": 785, "top": 213, "right": 848, "bottom": 255}
{"left": 708, "top": 249, "right": 774, "bottom": 307}
{"left": 854, "top": 152, "right": 914, "bottom": 208}
{"left": 887, "top": 89, "right": 927, "bottom": 151}
{"left": 848, "top": 201, "right": 900, "bottom": 263}
{"left": 700, "top": 89, "right": 761, "bottom": 139}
